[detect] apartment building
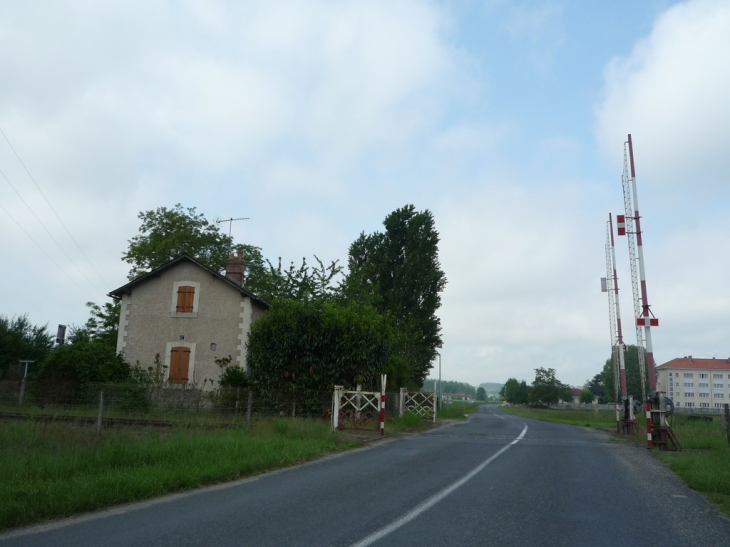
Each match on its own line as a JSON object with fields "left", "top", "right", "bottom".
{"left": 656, "top": 356, "right": 730, "bottom": 409}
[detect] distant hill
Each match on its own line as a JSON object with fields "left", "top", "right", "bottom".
{"left": 479, "top": 383, "right": 503, "bottom": 398}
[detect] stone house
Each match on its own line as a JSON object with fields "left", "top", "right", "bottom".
{"left": 108, "top": 253, "right": 269, "bottom": 388}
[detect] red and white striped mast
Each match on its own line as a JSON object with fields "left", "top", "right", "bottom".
{"left": 627, "top": 135, "right": 658, "bottom": 392}
{"left": 608, "top": 214, "right": 628, "bottom": 397}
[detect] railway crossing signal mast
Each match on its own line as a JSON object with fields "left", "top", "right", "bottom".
{"left": 602, "top": 214, "right": 635, "bottom": 433}
{"left": 616, "top": 135, "right": 678, "bottom": 450}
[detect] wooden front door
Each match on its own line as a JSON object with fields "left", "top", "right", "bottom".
{"left": 169, "top": 347, "right": 190, "bottom": 384}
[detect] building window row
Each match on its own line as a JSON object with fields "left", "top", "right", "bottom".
{"left": 684, "top": 382, "right": 694, "bottom": 388}
{"left": 684, "top": 392, "right": 694, "bottom": 398}
{"left": 699, "top": 393, "right": 710, "bottom": 398}
{"left": 700, "top": 402, "right": 710, "bottom": 408}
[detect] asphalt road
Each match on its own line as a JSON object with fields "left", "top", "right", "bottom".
{"left": 3, "top": 405, "right": 730, "bottom": 546}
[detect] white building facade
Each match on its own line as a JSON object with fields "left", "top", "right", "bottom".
{"left": 656, "top": 357, "right": 730, "bottom": 409}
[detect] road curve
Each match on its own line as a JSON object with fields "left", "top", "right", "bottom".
{"left": 2, "top": 405, "right": 729, "bottom": 546}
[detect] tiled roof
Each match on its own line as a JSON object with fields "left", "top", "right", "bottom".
{"left": 656, "top": 357, "right": 730, "bottom": 370}
{"left": 108, "top": 253, "right": 270, "bottom": 308}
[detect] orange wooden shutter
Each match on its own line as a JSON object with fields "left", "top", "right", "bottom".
{"left": 176, "top": 286, "right": 195, "bottom": 312}
{"left": 169, "top": 347, "right": 190, "bottom": 384}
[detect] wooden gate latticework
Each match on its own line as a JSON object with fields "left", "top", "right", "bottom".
{"left": 398, "top": 388, "right": 437, "bottom": 423}
{"left": 332, "top": 375, "right": 387, "bottom": 432}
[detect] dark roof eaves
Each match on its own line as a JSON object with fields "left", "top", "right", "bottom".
{"left": 107, "top": 253, "right": 270, "bottom": 309}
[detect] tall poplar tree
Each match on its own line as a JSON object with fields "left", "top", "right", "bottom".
{"left": 343, "top": 205, "right": 446, "bottom": 386}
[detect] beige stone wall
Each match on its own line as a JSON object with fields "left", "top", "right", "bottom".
{"left": 116, "top": 261, "right": 263, "bottom": 389}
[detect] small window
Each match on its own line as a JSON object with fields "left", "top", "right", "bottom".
{"left": 176, "top": 286, "right": 195, "bottom": 313}
{"left": 713, "top": 374, "right": 722, "bottom": 379}
{"left": 684, "top": 373, "right": 694, "bottom": 378}
{"left": 684, "top": 392, "right": 694, "bottom": 398}
{"left": 699, "top": 373, "right": 708, "bottom": 379}
{"left": 669, "top": 372, "right": 673, "bottom": 377}
{"left": 717, "top": 393, "right": 724, "bottom": 399}
{"left": 698, "top": 393, "right": 709, "bottom": 398}
{"left": 169, "top": 346, "right": 191, "bottom": 384}
{"left": 700, "top": 402, "right": 710, "bottom": 408}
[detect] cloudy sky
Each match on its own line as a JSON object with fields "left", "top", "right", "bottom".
{"left": 1, "top": 0, "right": 729, "bottom": 388}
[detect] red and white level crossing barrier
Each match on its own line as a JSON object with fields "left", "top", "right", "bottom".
{"left": 636, "top": 317, "right": 659, "bottom": 327}
{"left": 646, "top": 402, "right": 653, "bottom": 449}
{"left": 380, "top": 393, "right": 386, "bottom": 436}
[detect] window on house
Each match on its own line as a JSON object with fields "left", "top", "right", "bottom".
{"left": 714, "top": 383, "right": 723, "bottom": 389}
{"left": 686, "top": 402, "right": 695, "bottom": 408}
{"left": 700, "top": 402, "right": 710, "bottom": 408}
{"left": 675, "top": 382, "right": 680, "bottom": 387}
{"left": 699, "top": 382, "right": 709, "bottom": 388}
{"left": 684, "top": 382, "right": 694, "bottom": 388}
{"left": 698, "top": 393, "right": 709, "bottom": 398}
{"left": 716, "top": 393, "right": 724, "bottom": 399}
{"left": 176, "top": 286, "right": 195, "bottom": 313}
{"left": 169, "top": 346, "right": 191, "bottom": 384}
{"left": 684, "top": 373, "right": 694, "bottom": 378}
{"left": 684, "top": 392, "right": 694, "bottom": 398}
{"left": 699, "top": 373, "right": 708, "bottom": 379}
{"left": 669, "top": 372, "right": 673, "bottom": 377}
{"left": 713, "top": 374, "right": 723, "bottom": 379}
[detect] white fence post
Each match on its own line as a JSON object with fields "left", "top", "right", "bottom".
{"left": 332, "top": 385, "right": 342, "bottom": 430}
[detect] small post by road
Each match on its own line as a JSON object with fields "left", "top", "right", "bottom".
{"left": 96, "top": 391, "right": 104, "bottom": 435}
{"left": 246, "top": 390, "right": 253, "bottom": 427}
{"left": 724, "top": 404, "right": 730, "bottom": 447}
{"left": 18, "top": 359, "right": 34, "bottom": 405}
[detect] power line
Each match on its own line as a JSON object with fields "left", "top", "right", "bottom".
{"left": 0, "top": 125, "right": 110, "bottom": 289}
{"left": 0, "top": 168, "right": 105, "bottom": 295}
{"left": 0, "top": 201, "right": 92, "bottom": 297}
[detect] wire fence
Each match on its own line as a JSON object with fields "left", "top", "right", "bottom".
{"left": 0, "top": 381, "right": 406, "bottom": 431}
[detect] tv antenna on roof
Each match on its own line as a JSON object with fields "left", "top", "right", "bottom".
{"left": 217, "top": 217, "right": 249, "bottom": 253}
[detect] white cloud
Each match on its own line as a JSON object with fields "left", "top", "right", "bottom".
{"left": 596, "top": 0, "right": 730, "bottom": 197}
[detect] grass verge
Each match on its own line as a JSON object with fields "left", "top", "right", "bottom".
{"left": 501, "top": 405, "right": 730, "bottom": 518}
{"left": 0, "top": 418, "right": 359, "bottom": 531}
{"left": 501, "top": 405, "right": 617, "bottom": 429}
{"left": 437, "top": 401, "right": 484, "bottom": 420}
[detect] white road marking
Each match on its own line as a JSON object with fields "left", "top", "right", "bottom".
{"left": 348, "top": 423, "right": 528, "bottom": 547}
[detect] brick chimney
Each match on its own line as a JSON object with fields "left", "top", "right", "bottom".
{"left": 225, "top": 252, "right": 246, "bottom": 286}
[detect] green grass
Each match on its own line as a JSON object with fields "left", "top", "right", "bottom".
{"left": 437, "top": 401, "right": 484, "bottom": 420}
{"left": 502, "top": 405, "right": 618, "bottom": 429}
{"left": 502, "top": 405, "right": 730, "bottom": 518}
{"left": 649, "top": 414, "right": 730, "bottom": 517}
{"left": 0, "top": 418, "right": 359, "bottom": 531}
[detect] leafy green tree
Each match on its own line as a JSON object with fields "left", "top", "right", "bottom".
{"left": 251, "top": 256, "right": 343, "bottom": 303}
{"left": 0, "top": 315, "right": 53, "bottom": 377}
{"left": 516, "top": 380, "right": 530, "bottom": 404}
{"left": 122, "top": 204, "right": 342, "bottom": 302}
{"left": 82, "top": 301, "right": 120, "bottom": 349}
{"left": 503, "top": 378, "right": 520, "bottom": 403}
{"left": 579, "top": 388, "right": 594, "bottom": 404}
{"left": 246, "top": 300, "right": 393, "bottom": 397}
{"left": 529, "top": 367, "right": 571, "bottom": 407}
{"left": 476, "top": 387, "right": 486, "bottom": 401}
{"left": 586, "top": 373, "right": 605, "bottom": 403}
{"left": 421, "top": 380, "right": 477, "bottom": 397}
{"left": 123, "top": 204, "right": 231, "bottom": 279}
{"left": 601, "top": 345, "right": 650, "bottom": 402}
{"left": 343, "top": 205, "right": 447, "bottom": 386}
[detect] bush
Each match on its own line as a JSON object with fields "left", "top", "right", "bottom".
{"left": 33, "top": 340, "right": 130, "bottom": 402}
{"left": 246, "top": 299, "right": 393, "bottom": 397}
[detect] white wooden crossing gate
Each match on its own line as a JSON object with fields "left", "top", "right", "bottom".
{"left": 332, "top": 375, "right": 387, "bottom": 433}
{"left": 398, "top": 388, "right": 437, "bottom": 423}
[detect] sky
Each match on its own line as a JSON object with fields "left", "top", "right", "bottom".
{"left": 1, "top": 0, "right": 729, "bottom": 388}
